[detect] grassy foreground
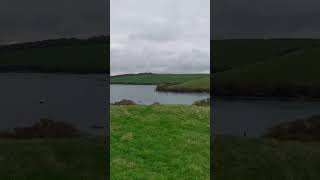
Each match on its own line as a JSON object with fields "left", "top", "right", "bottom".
{"left": 0, "top": 137, "right": 106, "bottom": 180}
{"left": 110, "top": 105, "right": 210, "bottom": 179}
{"left": 214, "top": 136, "right": 320, "bottom": 180}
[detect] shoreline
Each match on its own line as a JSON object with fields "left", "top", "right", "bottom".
{"left": 111, "top": 83, "right": 320, "bottom": 101}
{"left": 111, "top": 82, "right": 210, "bottom": 94}
{"left": 213, "top": 95, "right": 320, "bottom": 102}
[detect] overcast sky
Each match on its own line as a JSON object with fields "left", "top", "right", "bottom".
{"left": 111, "top": 0, "right": 210, "bottom": 75}
{"left": 0, "top": 0, "right": 108, "bottom": 45}
{"left": 214, "top": 0, "right": 320, "bottom": 39}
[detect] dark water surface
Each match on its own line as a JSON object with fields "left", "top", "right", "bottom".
{"left": 0, "top": 73, "right": 107, "bottom": 134}
{"left": 214, "top": 99, "right": 320, "bottom": 136}
{"left": 111, "top": 84, "right": 209, "bottom": 105}
{"left": 3, "top": 74, "right": 319, "bottom": 137}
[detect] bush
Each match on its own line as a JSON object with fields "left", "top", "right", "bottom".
{"left": 193, "top": 98, "right": 210, "bottom": 106}
{"left": 0, "top": 119, "right": 82, "bottom": 139}
{"left": 112, "top": 99, "right": 136, "bottom": 105}
{"left": 264, "top": 115, "right": 320, "bottom": 141}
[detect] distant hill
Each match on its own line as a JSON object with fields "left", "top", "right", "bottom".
{"left": 213, "top": 39, "right": 320, "bottom": 98}
{"left": 111, "top": 73, "right": 208, "bottom": 85}
{"left": 156, "top": 77, "right": 210, "bottom": 93}
{"left": 0, "top": 36, "right": 109, "bottom": 74}
{"left": 212, "top": 39, "right": 320, "bottom": 72}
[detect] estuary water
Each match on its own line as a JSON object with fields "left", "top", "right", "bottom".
{"left": 110, "top": 84, "right": 209, "bottom": 105}
{"left": 2, "top": 73, "right": 319, "bottom": 137}
{"left": 0, "top": 73, "right": 107, "bottom": 134}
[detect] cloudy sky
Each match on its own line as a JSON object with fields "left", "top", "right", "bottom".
{"left": 0, "top": 0, "right": 108, "bottom": 45}
{"left": 111, "top": 0, "right": 210, "bottom": 75}
{"left": 214, "top": 0, "right": 320, "bottom": 39}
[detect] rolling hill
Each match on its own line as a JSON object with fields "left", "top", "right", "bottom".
{"left": 213, "top": 39, "right": 320, "bottom": 98}
{"left": 0, "top": 36, "right": 109, "bottom": 74}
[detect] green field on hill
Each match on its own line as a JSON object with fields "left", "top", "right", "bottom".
{"left": 0, "top": 37, "right": 108, "bottom": 73}
{"left": 212, "top": 39, "right": 320, "bottom": 72}
{"left": 111, "top": 73, "right": 208, "bottom": 85}
{"left": 110, "top": 105, "right": 210, "bottom": 179}
{"left": 157, "top": 77, "right": 210, "bottom": 93}
{"left": 214, "top": 136, "right": 320, "bottom": 180}
{"left": 213, "top": 39, "right": 320, "bottom": 98}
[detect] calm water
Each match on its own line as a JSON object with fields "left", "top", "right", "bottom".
{"left": 213, "top": 99, "right": 320, "bottom": 136}
{"left": 0, "top": 73, "right": 107, "bottom": 134}
{"left": 2, "top": 74, "right": 320, "bottom": 137}
{"left": 110, "top": 84, "right": 209, "bottom": 105}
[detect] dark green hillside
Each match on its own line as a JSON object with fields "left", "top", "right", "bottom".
{"left": 213, "top": 39, "right": 320, "bottom": 98}
{"left": 156, "top": 77, "right": 210, "bottom": 93}
{"left": 212, "top": 39, "right": 320, "bottom": 72}
{"left": 0, "top": 36, "right": 109, "bottom": 73}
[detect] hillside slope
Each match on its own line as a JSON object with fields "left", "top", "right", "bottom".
{"left": 213, "top": 39, "right": 320, "bottom": 98}
{"left": 212, "top": 39, "right": 320, "bottom": 72}
{"left": 156, "top": 77, "right": 210, "bottom": 93}
{"left": 215, "top": 45, "right": 320, "bottom": 98}
{"left": 0, "top": 37, "right": 109, "bottom": 73}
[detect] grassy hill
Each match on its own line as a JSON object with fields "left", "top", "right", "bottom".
{"left": 0, "top": 36, "right": 108, "bottom": 74}
{"left": 212, "top": 39, "right": 320, "bottom": 72}
{"left": 0, "top": 137, "right": 106, "bottom": 180}
{"left": 213, "top": 39, "right": 320, "bottom": 98}
{"left": 214, "top": 136, "right": 320, "bottom": 180}
{"left": 156, "top": 77, "right": 210, "bottom": 93}
{"left": 111, "top": 105, "right": 210, "bottom": 179}
{"left": 111, "top": 73, "right": 208, "bottom": 85}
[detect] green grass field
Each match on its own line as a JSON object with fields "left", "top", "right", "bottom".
{"left": 0, "top": 137, "right": 106, "bottom": 180}
{"left": 110, "top": 105, "right": 210, "bottom": 179}
{"left": 157, "top": 77, "right": 210, "bottom": 92}
{"left": 212, "top": 39, "right": 320, "bottom": 71}
{"left": 214, "top": 136, "right": 320, "bottom": 180}
{"left": 111, "top": 73, "right": 208, "bottom": 85}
